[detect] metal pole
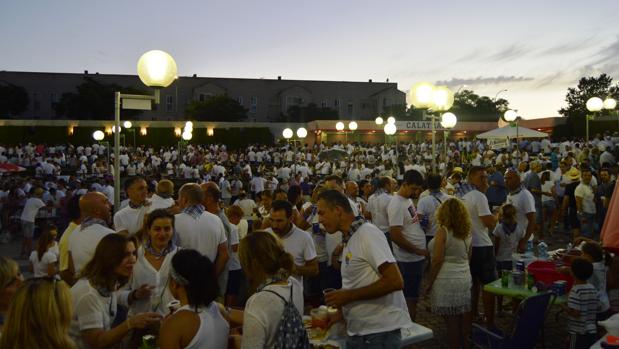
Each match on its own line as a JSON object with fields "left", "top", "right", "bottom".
{"left": 114, "top": 91, "right": 121, "bottom": 212}
{"left": 431, "top": 113, "right": 436, "bottom": 173}
{"left": 516, "top": 120, "right": 520, "bottom": 164}
{"left": 586, "top": 114, "right": 590, "bottom": 143}
{"left": 443, "top": 130, "right": 448, "bottom": 168}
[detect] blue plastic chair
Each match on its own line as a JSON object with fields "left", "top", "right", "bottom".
{"left": 472, "top": 291, "right": 556, "bottom": 349}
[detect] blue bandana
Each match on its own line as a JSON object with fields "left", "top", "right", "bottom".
{"left": 182, "top": 204, "right": 205, "bottom": 219}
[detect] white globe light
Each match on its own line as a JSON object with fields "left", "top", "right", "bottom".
{"left": 603, "top": 98, "right": 617, "bottom": 110}
{"left": 296, "top": 127, "right": 307, "bottom": 138}
{"left": 182, "top": 131, "right": 192, "bottom": 141}
{"left": 282, "top": 128, "right": 293, "bottom": 139}
{"left": 375, "top": 116, "right": 384, "bottom": 125}
{"left": 440, "top": 112, "right": 458, "bottom": 129}
{"left": 123, "top": 120, "right": 132, "bottom": 129}
{"left": 586, "top": 97, "right": 604, "bottom": 112}
{"left": 387, "top": 116, "right": 396, "bottom": 124}
{"left": 384, "top": 123, "right": 397, "bottom": 135}
{"left": 432, "top": 86, "right": 455, "bottom": 111}
{"left": 137, "top": 50, "right": 178, "bottom": 88}
{"left": 112, "top": 125, "right": 122, "bottom": 133}
{"left": 504, "top": 109, "right": 518, "bottom": 122}
{"left": 335, "top": 122, "right": 345, "bottom": 131}
{"left": 93, "top": 130, "right": 105, "bottom": 141}
{"left": 408, "top": 82, "right": 435, "bottom": 108}
{"left": 348, "top": 121, "right": 358, "bottom": 131}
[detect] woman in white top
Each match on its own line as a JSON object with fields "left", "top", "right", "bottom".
{"left": 160, "top": 249, "right": 229, "bottom": 349}
{"left": 130, "top": 209, "right": 179, "bottom": 315}
{"left": 238, "top": 230, "right": 304, "bottom": 349}
{"left": 29, "top": 224, "right": 59, "bottom": 278}
{"left": 426, "top": 198, "right": 473, "bottom": 349}
{"left": 70, "top": 234, "right": 162, "bottom": 349}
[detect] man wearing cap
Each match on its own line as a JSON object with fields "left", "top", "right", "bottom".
{"left": 562, "top": 167, "right": 582, "bottom": 239}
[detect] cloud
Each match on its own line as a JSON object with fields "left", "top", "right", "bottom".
{"left": 538, "top": 37, "right": 597, "bottom": 56}
{"left": 435, "top": 75, "right": 534, "bottom": 87}
{"left": 534, "top": 72, "right": 569, "bottom": 88}
{"left": 590, "top": 36, "right": 619, "bottom": 75}
{"left": 487, "top": 44, "right": 528, "bottom": 62}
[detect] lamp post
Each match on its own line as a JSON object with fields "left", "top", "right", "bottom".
{"left": 335, "top": 121, "right": 346, "bottom": 144}
{"left": 348, "top": 121, "right": 358, "bottom": 143}
{"left": 603, "top": 97, "right": 618, "bottom": 131}
{"left": 375, "top": 116, "right": 384, "bottom": 125}
{"left": 494, "top": 89, "right": 508, "bottom": 101}
{"left": 123, "top": 121, "right": 136, "bottom": 148}
{"left": 585, "top": 97, "right": 603, "bottom": 142}
{"left": 112, "top": 50, "right": 177, "bottom": 212}
{"left": 178, "top": 121, "right": 193, "bottom": 166}
{"left": 384, "top": 122, "right": 398, "bottom": 158}
{"left": 440, "top": 112, "right": 457, "bottom": 167}
{"left": 409, "top": 82, "right": 454, "bottom": 172}
{"left": 92, "top": 130, "right": 110, "bottom": 175}
{"left": 503, "top": 109, "right": 520, "bottom": 163}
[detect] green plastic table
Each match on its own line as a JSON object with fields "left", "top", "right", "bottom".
{"left": 483, "top": 278, "right": 567, "bottom": 304}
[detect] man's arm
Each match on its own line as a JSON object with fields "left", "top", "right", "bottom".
{"left": 479, "top": 214, "right": 497, "bottom": 232}
{"left": 293, "top": 258, "right": 319, "bottom": 277}
{"left": 389, "top": 226, "right": 427, "bottom": 256}
{"left": 214, "top": 242, "right": 229, "bottom": 276}
{"left": 325, "top": 262, "right": 403, "bottom": 308}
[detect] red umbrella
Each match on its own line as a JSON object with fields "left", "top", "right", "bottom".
{"left": 0, "top": 163, "right": 26, "bottom": 173}
{"left": 601, "top": 181, "right": 619, "bottom": 254}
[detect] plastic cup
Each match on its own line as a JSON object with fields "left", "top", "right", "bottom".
{"left": 501, "top": 270, "right": 511, "bottom": 287}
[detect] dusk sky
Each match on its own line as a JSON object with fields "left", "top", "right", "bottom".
{"left": 1, "top": 0, "right": 618, "bottom": 119}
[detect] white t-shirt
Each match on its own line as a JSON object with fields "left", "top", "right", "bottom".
{"left": 492, "top": 223, "right": 525, "bottom": 262}
{"left": 266, "top": 225, "right": 317, "bottom": 285}
{"left": 21, "top": 197, "right": 45, "bottom": 222}
{"left": 417, "top": 192, "right": 451, "bottom": 237}
{"left": 574, "top": 183, "right": 596, "bottom": 214}
{"left": 235, "top": 219, "right": 249, "bottom": 240}
{"left": 29, "top": 249, "right": 57, "bottom": 277}
{"left": 461, "top": 189, "right": 494, "bottom": 247}
{"left": 113, "top": 204, "right": 149, "bottom": 235}
{"left": 227, "top": 225, "right": 241, "bottom": 271}
{"left": 241, "top": 278, "right": 304, "bottom": 349}
{"left": 235, "top": 199, "right": 257, "bottom": 220}
{"left": 129, "top": 246, "right": 179, "bottom": 315}
{"left": 70, "top": 278, "right": 117, "bottom": 347}
{"left": 367, "top": 192, "right": 392, "bottom": 232}
{"left": 506, "top": 188, "right": 536, "bottom": 233}
{"left": 68, "top": 223, "right": 115, "bottom": 276}
{"left": 341, "top": 222, "right": 411, "bottom": 336}
{"left": 147, "top": 194, "right": 175, "bottom": 213}
{"left": 175, "top": 211, "right": 227, "bottom": 262}
{"left": 387, "top": 195, "right": 426, "bottom": 262}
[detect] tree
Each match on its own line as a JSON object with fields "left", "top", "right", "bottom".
{"left": 53, "top": 77, "right": 145, "bottom": 120}
{"left": 282, "top": 103, "right": 339, "bottom": 122}
{"left": 185, "top": 95, "right": 248, "bottom": 121}
{"left": 448, "top": 89, "right": 509, "bottom": 122}
{"left": 0, "top": 83, "right": 29, "bottom": 117}
{"left": 558, "top": 74, "right": 619, "bottom": 138}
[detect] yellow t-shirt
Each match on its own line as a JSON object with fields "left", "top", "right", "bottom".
{"left": 58, "top": 222, "right": 78, "bottom": 271}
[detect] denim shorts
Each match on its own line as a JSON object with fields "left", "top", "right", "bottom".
{"left": 347, "top": 329, "right": 401, "bottom": 349}
{"left": 398, "top": 260, "right": 424, "bottom": 300}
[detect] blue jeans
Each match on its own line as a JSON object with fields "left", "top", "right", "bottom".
{"left": 578, "top": 212, "right": 596, "bottom": 238}
{"left": 347, "top": 329, "right": 401, "bottom": 349}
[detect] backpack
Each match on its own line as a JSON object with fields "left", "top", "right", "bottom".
{"left": 261, "top": 283, "right": 311, "bottom": 349}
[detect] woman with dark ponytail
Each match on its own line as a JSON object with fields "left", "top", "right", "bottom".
{"left": 238, "top": 230, "right": 304, "bottom": 348}
{"left": 159, "top": 249, "right": 229, "bottom": 349}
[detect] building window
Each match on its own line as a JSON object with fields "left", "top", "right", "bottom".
{"left": 237, "top": 96, "right": 244, "bottom": 105}
{"left": 166, "top": 95, "right": 174, "bottom": 112}
{"left": 383, "top": 97, "right": 388, "bottom": 107}
{"left": 347, "top": 102, "right": 353, "bottom": 116}
{"left": 321, "top": 100, "right": 328, "bottom": 108}
{"left": 33, "top": 93, "right": 40, "bottom": 111}
{"left": 250, "top": 96, "right": 258, "bottom": 113}
{"left": 334, "top": 99, "right": 340, "bottom": 108}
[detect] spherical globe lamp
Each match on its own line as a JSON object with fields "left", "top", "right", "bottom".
{"left": 348, "top": 121, "right": 358, "bottom": 131}
{"left": 282, "top": 128, "right": 293, "bottom": 139}
{"left": 335, "top": 122, "right": 345, "bottom": 131}
{"left": 137, "top": 50, "right": 178, "bottom": 88}
{"left": 440, "top": 112, "right": 457, "bottom": 129}
{"left": 408, "top": 82, "right": 435, "bottom": 109}
{"left": 296, "top": 127, "right": 308, "bottom": 138}
{"left": 93, "top": 130, "right": 105, "bottom": 141}
{"left": 586, "top": 97, "right": 604, "bottom": 112}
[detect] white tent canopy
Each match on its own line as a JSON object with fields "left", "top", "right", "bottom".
{"left": 476, "top": 125, "right": 548, "bottom": 139}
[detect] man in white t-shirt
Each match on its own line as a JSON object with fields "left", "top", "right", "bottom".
{"left": 174, "top": 183, "right": 229, "bottom": 276}
{"left": 20, "top": 187, "right": 47, "bottom": 256}
{"left": 460, "top": 166, "right": 498, "bottom": 329}
{"left": 575, "top": 167, "right": 597, "bottom": 237}
{"left": 318, "top": 189, "right": 411, "bottom": 347}
{"left": 505, "top": 169, "right": 536, "bottom": 250}
{"left": 266, "top": 200, "right": 318, "bottom": 286}
{"left": 147, "top": 179, "right": 175, "bottom": 213}
{"left": 367, "top": 176, "right": 394, "bottom": 234}
{"left": 388, "top": 169, "right": 426, "bottom": 320}
{"left": 113, "top": 177, "right": 150, "bottom": 236}
{"left": 68, "top": 192, "right": 115, "bottom": 277}
{"left": 417, "top": 173, "right": 451, "bottom": 244}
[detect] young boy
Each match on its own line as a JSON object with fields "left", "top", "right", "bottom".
{"left": 563, "top": 257, "right": 598, "bottom": 349}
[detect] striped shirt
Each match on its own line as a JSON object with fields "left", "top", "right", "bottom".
{"left": 567, "top": 283, "right": 598, "bottom": 334}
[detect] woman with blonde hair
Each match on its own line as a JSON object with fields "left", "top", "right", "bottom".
{"left": 0, "top": 277, "right": 75, "bottom": 349}
{"left": 425, "top": 198, "right": 473, "bottom": 349}
{"left": 0, "top": 256, "right": 23, "bottom": 334}
{"left": 238, "top": 230, "right": 305, "bottom": 348}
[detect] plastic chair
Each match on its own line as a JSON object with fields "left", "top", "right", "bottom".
{"left": 472, "top": 291, "right": 556, "bottom": 349}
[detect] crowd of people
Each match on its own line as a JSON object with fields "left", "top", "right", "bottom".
{"left": 0, "top": 130, "right": 618, "bottom": 349}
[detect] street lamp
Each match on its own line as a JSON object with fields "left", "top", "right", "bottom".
{"left": 586, "top": 97, "right": 603, "bottom": 142}
{"left": 503, "top": 109, "right": 521, "bottom": 162}
{"left": 603, "top": 98, "right": 618, "bottom": 131}
{"left": 375, "top": 116, "right": 384, "bottom": 125}
{"left": 123, "top": 121, "right": 136, "bottom": 148}
{"left": 296, "top": 127, "right": 307, "bottom": 138}
{"left": 283, "top": 128, "right": 293, "bottom": 139}
{"left": 387, "top": 116, "right": 396, "bottom": 124}
{"left": 92, "top": 130, "right": 110, "bottom": 174}
{"left": 112, "top": 50, "right": 177, "bottom": 211}
{"left": 384, "top": 122, "right": 398, "bottom": 157}
{"left": 335, "top": 122, "right": 344, "bottom": 131}
{"left": 440, "top": 112, "right": 457, "bottom": 165}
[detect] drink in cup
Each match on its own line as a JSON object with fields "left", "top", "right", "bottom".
{"left": 501, "top": 270, "right": 511, "bottom": 287}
